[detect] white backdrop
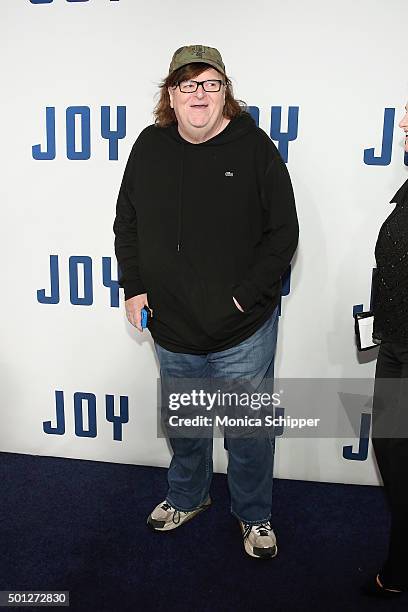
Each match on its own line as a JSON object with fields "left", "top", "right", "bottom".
{"left": 2, "top": 0, "right": 407, "bottom": 485}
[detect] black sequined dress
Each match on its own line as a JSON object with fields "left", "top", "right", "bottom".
{"left": 373, "top": 178, "right": 408, "bottom": 343}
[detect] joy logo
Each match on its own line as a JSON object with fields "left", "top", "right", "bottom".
{"left": 33, "top": 105, "right": 297, "bottom": 162}
{"left": 37, "top": 255, "right": 292, "bottom": 312}
{"left": 364, "top": 108, "right": 408, "bottom": 166}
{"left": 248, "top": 106, "right": 299, "bottom": 164}
{"left": 342, "top": 413, "right": 371, "bottom": 462}
{"left": 33, "top": 106, "right": 126, "bottom": 161}
{"left": 37, "top": 255, "right": 120, "bottom": 307}
{"left": 43, "top": 391, "right": 129, "bottom": 441}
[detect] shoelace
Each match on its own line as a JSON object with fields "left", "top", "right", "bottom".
{"left": 160, "top": 501, "right": 189, "bottom": 525}
{"left": 242, "top": 521, "right": 272, "bottom": 540}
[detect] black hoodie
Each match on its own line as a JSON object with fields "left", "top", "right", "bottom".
{"left": 113, "top": 112, "right": 298, "bottom": 354}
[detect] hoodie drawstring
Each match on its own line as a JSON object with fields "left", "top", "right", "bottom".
{"left": 177, "top": 144, "right": 185, "bottom": 252}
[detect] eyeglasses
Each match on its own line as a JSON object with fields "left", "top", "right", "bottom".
{"left": 177, "top": 79, "right": 224, "bottom": 93}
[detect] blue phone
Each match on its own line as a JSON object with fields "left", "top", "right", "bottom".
{"left": 141, "top": 307, "right": 151, "bottom": 329}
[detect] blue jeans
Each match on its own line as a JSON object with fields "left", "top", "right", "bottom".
{"left": 155, "top": 307, "right": 278, "bottom": 524}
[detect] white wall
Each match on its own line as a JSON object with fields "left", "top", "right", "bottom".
{"left": 1, "top": 0, "right": 407, "bottom": 485}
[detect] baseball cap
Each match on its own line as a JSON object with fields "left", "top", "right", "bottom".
{"left": 169, "top": 45, "right": 226, "bottom": 76}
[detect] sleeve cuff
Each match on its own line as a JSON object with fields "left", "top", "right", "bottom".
{"left": 123, "top": 280, "right": 147, "bottom": 301}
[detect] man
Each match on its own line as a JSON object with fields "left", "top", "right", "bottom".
{"left": 113, "top": 45, "right": 298, "bottom": 558}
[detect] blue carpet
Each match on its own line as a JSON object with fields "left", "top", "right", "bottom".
{"left": 0, "top": 452, "right": 405, "bottom": 611}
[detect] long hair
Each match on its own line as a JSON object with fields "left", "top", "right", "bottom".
{"left": 153, "top": 62, "right": 246, "bottom": 128}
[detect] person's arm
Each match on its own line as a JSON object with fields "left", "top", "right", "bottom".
{"left": 232, "top": 156, "right": 299, "bottom": 312}
{"left": 113, "top": 144, "right": 149, "bottom": 331}
{"left": 113, "top": 143, "right": 146, "bottom": 300}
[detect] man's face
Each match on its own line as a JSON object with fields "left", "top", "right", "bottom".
{"left": 399, "top": 102, "right": 408, "bottom": 152}
{"left": 168, "top": 67, "right": 226, "bottom": 137}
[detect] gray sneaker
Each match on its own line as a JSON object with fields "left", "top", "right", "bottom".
{"left": 147, "top": 497, "right": 211, "bottom": 531}
{"left": 239, "top": 520, "right": 278, "bottom": 558}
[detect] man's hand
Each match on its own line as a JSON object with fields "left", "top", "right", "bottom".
{"left": 233, "top": 296, "right": 244, "bottom": 312}
{"left": 125, "top": 293, "right": 151, "bottom": 332}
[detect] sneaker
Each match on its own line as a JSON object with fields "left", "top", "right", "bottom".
{"left": 239, "top": 520, "right": 277, "bottom": 559}
{"left": 147, "top": 497, "right": 211, "bottom": 532}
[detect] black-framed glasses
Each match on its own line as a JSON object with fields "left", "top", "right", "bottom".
{"left": 177, "top": 79, "right": 224, "bottom": 93}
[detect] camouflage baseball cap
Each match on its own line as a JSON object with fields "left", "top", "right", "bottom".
{"left": 169, "top": 45, "right": 226, "bottom": 76}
